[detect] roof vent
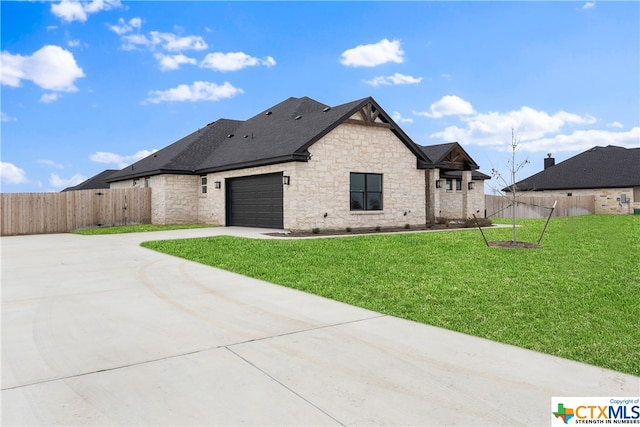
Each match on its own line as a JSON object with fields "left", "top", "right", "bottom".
{"left": 207, "top": 121, "right": 215, "bottom": 126}
{"left": 295, "top": 115, "right": 302, "bottom": 120}
{"left": 322, "top": 107, "right": 330, "bottom": 112}
{"left": 265, "top": 111, "right": 272, "bottom": 116}
{"left": 243, "top": 135, "right": 249, "bottom": 139}
{"left": 228, "top": 134, "right": 234, "bottom": 138}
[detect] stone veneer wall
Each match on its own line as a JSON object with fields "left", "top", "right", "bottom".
{"left": 198, "top": 122, "right": 427, "bottom": 230}
{"left": 467, "top": 179, "right": 486, "bottom": 218}
{"left": 437, "top": 172, "right": 485, "bottom": 219}
{"left": 520, "top": 187, "right": 638, "bottom": 215}
{"left": 288, "top": 122, "right": 427, "bottom": 230}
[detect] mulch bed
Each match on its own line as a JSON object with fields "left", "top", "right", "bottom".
{"left": 266, "top": 223, "right": 470, "bottom": 238}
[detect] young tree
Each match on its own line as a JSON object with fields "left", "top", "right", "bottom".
{"left": 490, "top": 129, "right": 529, "bottom": 244}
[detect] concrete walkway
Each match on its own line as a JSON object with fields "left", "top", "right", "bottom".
{"left": 1, "top": 227, "right": 638, "bottom": 426}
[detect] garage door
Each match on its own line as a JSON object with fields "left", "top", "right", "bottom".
{"left": 226, "top": 172, "right": 284, "bottom": 228}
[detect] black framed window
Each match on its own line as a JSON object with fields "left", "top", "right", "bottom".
{"left": 456, "top": 180, "right": 462, "bottom": 191}
{"left": 350, "top": 173, "right": 383, "bottom": 211}
{"left": 445, "top": 179, "right": 452, "bottom": 191}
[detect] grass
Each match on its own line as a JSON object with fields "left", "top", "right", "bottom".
{"left": 141, "top": 215, "right": 640, "bottom": 376}
{"left": 73, "top": 223, "right": 214, "bottom": 235}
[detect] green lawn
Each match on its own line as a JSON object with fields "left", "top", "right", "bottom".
{"left": 73, "top": 224, "right": 214, "bottom": 235}
{"left": 141, "top": 215, "right": 640, "bottom": 376}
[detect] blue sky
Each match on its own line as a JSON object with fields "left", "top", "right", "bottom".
{"left": 1, "top": 1, "right": 638, "bottom": 193}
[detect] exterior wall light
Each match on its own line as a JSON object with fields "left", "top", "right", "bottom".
{"left": 283, "top": 175, "right": 290, "bottom": 185}
{"left": 435, "top": 180, "right": 442, "bottom": 189}
{"left": 468, "top": 182, "right": 475, "bottom": 190}
{"left": 214, "top": 181, "right": 221, "bottom": 189}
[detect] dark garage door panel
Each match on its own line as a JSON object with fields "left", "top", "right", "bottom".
{"left": 227, "top": 173, "right": 283, "bottom": 228}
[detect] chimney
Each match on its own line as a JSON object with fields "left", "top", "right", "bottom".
{"left": 544, "top": 153, "right": 555, "bottom": 170}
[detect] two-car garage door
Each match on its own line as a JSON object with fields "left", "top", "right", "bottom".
{"left": 226, "top": 172, "right": 284, "bottom": 229}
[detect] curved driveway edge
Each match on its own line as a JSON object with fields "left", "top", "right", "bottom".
{"left": 2, "top": 228, "right": 638, "bottom": 426}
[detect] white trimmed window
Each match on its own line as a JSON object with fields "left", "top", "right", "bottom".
{"left": 200, "top": 175, "right": 208, "bottom": 194}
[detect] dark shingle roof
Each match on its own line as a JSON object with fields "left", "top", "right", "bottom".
{"left": 61, "top": 169, "right": 118, "bottom": 192}
{"left": 417, "top": 142, "right": 457, "bottom": 164}
{"left": 441, "top": 170, "right": 492, "bottom": 180}
{"left": 107, "top": 96, "right": 430, "bottom": 181}
{"left": 511, "top": 145, "right": 640, "bottom": 191}
{"left": 107, "top": 119, "right": 242, "bottom": 182}
{"left": 106, "top": 96, "right": 487, "bottom": 182}
{"left": 195, "top": 96, "right": 429, "bottom": 173}
{"left": 415, "top": 142, "right": 481, "bottom": 170}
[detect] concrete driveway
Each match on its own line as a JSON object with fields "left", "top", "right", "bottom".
{"left": 2, "top": 227, "right": 638, "bottom": 426}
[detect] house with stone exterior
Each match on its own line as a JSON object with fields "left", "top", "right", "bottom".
{"left": 508, "top": 145, "right": 640, "bottom": 215}
{"left": 106, "top": 96, "right": 490, "bottom": 230}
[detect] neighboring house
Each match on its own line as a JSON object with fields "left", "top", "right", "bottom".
{"left": 106, "top": 96, "right": 490, "bottom": 230}
{"left": 507, "top": 145, "right": 640, "bottom": 214}
{"left": 61, "top": 169, "right": 118, "bottom": 192}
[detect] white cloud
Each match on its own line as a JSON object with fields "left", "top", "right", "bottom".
{"left": 145, "top": 81, "right": 243, "bottom": 104}
{"left": 518, "top": 127, "right": 640, "bottom": 153}
{"left": 47, "top": 25, "right": 58, "bottom": 31}
{"left": 0, "top": 162, "right": 29, "bottom": 184}
{"left": 1, "top": 45, "right": 85, "bottom": 92}
{"left": 425, "top": 97, "right": 636, "bottom": 153}
{"left": 67, "top": 39, "right": 80, "bottom": 47}
{"left": 392, "top": 111, "right": 413, "bottom": 124}
{"left": 608, "top": 121, "right": 623, "bottom": 128}
{"left": 414, "top": 95, "right": 475, "bottom": 119}
{"left": 121, "top": 31, "right": 207, "bottom": 52}
{"left": 583, "top": 2, "right": 595, "bottom": 9}
{"left": 120, "top": 33, "right": 152, "bottom": 50}
{"left": 200, "top": 52, "right": 276, "bottom": 72}
{"left": 149, "top": 31, "right": 207, "bottom": 52}
{"left": 51, "top": 0, "right": 122, "bottom": 23}
{"left": 37, "top": 159, "right": 65, "bottom": 169}
{"left": 441, "top": 73, "right": 452, "bottom": 80}
{"left": 154, "top": 53, "right": 197, "bottom": 71}
{"left": 40, "top": 93, "right": 60, "bottom": 103}
{"left": 108, "top": 17, "right": 142, "bottom": 35}
{"left": 364, "top": 73, "right": 422, "bottom": 87}
{"left": 1, "top": 112, "right": 17, "bottom": 122}
{"left": 340, "top": 38, "right": 404, "bottom": 67}
{"left": 129, "top": 17, "right": 142, "bottom": 30}
{"left": 49, "top": 173, "right": 87, "bottom": 189}
{"left": 90, "top": 149, "right": 158, "bottom": 168}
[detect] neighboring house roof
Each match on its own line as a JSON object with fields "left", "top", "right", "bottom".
{"left": 509, "top": 145, "right": 640, "bottom": 191}
{"left": 61, "top": 169, "right": 118, "bottom": 192}
{"left": 106, "top": 96, "right": 484, "bottom": 182}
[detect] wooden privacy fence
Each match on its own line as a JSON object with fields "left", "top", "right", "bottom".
{"left": 485, "top": 194, "right": 595, "bottom": 219}
{"left": 1, "top": 188, "right": 151, "bottom": 236}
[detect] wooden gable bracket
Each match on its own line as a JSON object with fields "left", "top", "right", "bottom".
{"left": 441, "top": 148, "right": 468, "bottom": 170}
{"left": 344, "top": 103, "right": 392, "bottom": 129}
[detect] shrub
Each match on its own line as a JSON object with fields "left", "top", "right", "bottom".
{"left": 312, "top": 228, "right": 320, "bottom": 234}
{"left": 375, "top": 226, "right": 382, "bottom": 232}
{"left": 346, "top": 226, "right": 352, "bottom": 232}
{"left": 404, "top": 224, "right": 411, "bottom": 229}
{"left": 436, "top": 216, "right": 448, "bottom": 224}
